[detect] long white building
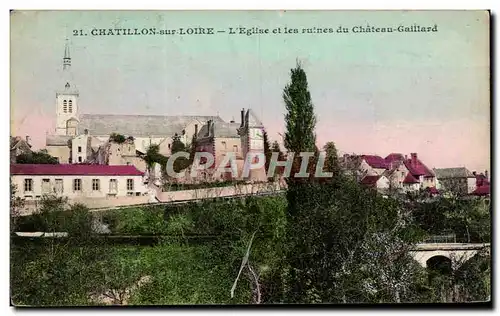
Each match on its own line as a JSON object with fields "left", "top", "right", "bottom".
{"left": 10, "top": 164, "right": 147, "bottom": 201}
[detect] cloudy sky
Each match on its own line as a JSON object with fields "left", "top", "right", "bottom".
{"left": 10, "top": 10, "right": 490, "bottom": 172}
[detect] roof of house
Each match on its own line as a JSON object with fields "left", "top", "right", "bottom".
{"left": 198, "top": 121, "right": 241, "bottom": 139}
{"left": 404, "top": 158, "right": 434, "bottom": 177}
{"left": 403, "top": 173, "right": 420, "bottom": 184}
{"left": 433, "top": 167, "right": 475, "bottom": 179}
{"left": 77, "top": 114, "right": 225, "bottom": 137}
{"left": 10, "top": 136, "right": 32, "bottom": 150}
{"left": 10, "top": 164, "right": 144, "bottom": 176}
{"left": 472, "top": 185, "right": 490, "bottom": 196}
{"left": 360, "top": 175, "right": 381, "bottom": 185}
{"left": 245, "top": 109, "right": 264, "bottom": 127}
{"left": 46, "top": 135, "right": 73, "bottom": 146}
{"left": 362, "top": 155, "right": 389, "bottom": 169}
{"left": 475, "top": 174, "right": 490, "bottom": 187}
{"left": 385, "top": 153, "right": 405, "bottom": 163}
{"left": 425, "top": 186, "right": 440, "bottom": 194}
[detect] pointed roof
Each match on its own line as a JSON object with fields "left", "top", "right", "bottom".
{"left": 245, "top": 109, "right": 263, "bottom": 127}
{"left": 360, "top": 175, "right": 381, "bottom": 185}
{"left": 361, "top": 155, "right": 389, "bottom": 169}
{"left": 403, "top": 173, "right": 420, "bottom": 184}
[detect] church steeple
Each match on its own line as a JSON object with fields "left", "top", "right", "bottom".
{"left": 63, "top": 39, "right": 71, "bottom": 70}
{"left": 55, "top": 38, "right": 79, "bottom": 136}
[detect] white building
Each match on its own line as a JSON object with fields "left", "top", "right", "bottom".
{"left": 11, "top": 164, "right": 147, "bottom": 201}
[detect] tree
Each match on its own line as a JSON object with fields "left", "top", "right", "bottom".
{"left": 170, "top": 134, "right": 190, "bottom": 173}
{"left": 283, "top": 60, "right": 317, "bottom": 182}
{"left": 109, "top": 133, "right": 126, "bottom": 144}
{"left": 323, "top": 142, "right": 339, "bottom": 175}
{"left": 10, "top": 180, "right": 25, "bottom": 233}
{"left": 16, "top": 150, "right": 59, "bottom": 164}
{"left": 263, "top": 130, "right": 272, "bottom": 173}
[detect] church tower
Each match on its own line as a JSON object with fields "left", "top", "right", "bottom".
{"left": 55, "top": 39, "right": 79, "bottom": 136}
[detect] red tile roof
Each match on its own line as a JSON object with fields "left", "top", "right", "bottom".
{"left": 362, "top": 155, "right": 389, "bottom": 169}
{"left": 403, "top": 173, "right": 420, "bottom": 184}
{"left": 472, "top": 185, "right": 490, "bottom": 196}
{"left": 10, "top": 164, "right": 144, "bottom": 176}
{"left": 403, "top": 159, "right": 434, "bottom": 177}
{"left": 385, "top": 153, "right": 404, "bottom": 164}
{"left": 360, "top": 175, "right": 380, "bottom": 185}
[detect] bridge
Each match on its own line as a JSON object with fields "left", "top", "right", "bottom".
{"left": 410, "top": 242, "right": 490, "bottom": 269}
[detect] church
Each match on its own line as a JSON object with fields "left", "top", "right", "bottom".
{"left": 45, "top": 41, "right": 267, "bottom": 182}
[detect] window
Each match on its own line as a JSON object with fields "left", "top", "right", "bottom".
{"left": 92, "top": 179, "right": 100, "bottom": 191}
{"left": 55, "top": 179, "right": 63, "bottom": 194}
{"left": 24, "top": 179, "right": 33, "bottom": 192}
{"left": 109, "top": 179, "right": 117, "bottom": 192}
{"left": 68, "top": 100, "right": 73, "bottom": 113}
{"left": 168, "top": 143, "right": 171, "bottom": 149}
{"left": 78, "top": 146, "right": 82, "bottom": 153}
{"left": 42, "top": 179, "right": 51, "bottom": 194}
{"left": 222, "top": 141, "right": 227, "bottom": 149}
{"left": 127, "top": 179, "right": 134, "bottom": 191}
{"left": 78, "top": 156, "right": 82, "bottom": 163}
{"left": 233, "top": 145, "right": 238, "bottom": 152}
{"left": 73, "top": 179, "right": 82, "bottom": 191}
{"left": 63, "top": 100, "right": 68, "bottom": 113}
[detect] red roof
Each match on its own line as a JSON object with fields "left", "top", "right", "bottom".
{"left": 362, "top": 155, "right": 389, "bottom": 169}
{"left": 10, "top": 164, "right": 144, "bottom": 176}
{"left": 476, "top": 174, "right": 490, "bottom": 187}
{"left": 472, "top": 185, "right": 490, "bottom": 196}
{"left": 360, "top": 175, "right": 380, "bottom": 185}
{"left": 403, "top": 159, "right": 434, "bottom": 177}
{"left": 425, "top": 186, "right": 440, "bottom": 194}
{"left": 403, "top": 173, "right": 420, "bottom": 184}
{"left": 385, "top": 153, "right": 404, "bottom": 164}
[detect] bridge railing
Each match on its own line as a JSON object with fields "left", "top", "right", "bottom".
{"left": 423, "top": 234, "right": 457, "bottom": 244}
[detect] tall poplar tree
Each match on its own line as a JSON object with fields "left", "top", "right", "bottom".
{"left": 283, "top": 60, "right": 317, "bottom": 180}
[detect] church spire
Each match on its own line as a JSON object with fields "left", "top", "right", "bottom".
{"left": 63, "top": 39, "right": 71, "bottom": 70}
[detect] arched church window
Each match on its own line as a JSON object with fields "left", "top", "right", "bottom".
{"left": 68, "top": 100, "right": 73, "bottom": 113}
{"left": 63, "top": 100, "right": 68, "bottom": 113}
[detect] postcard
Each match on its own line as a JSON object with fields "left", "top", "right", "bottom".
{"left": 10, "top": 10, "right": 491, "bottom": 306}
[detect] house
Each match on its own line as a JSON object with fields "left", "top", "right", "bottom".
{"left": 46, "top": 135, "right": 72, "bottom": 163}
{"left": 433, "top": 167, "right": 477, "bottom": 195}
{"left": 10, "top": 136, "right": 32, "bottom": 163}
{"left": 194, "top": 108, "right": 267, "bottom": 182}
{"left": 472, "top": 171, "right": 490, "bottom": 196}
{"left": 344, "top": 152, "right": 436, "bottom": 194}
{"left": 359, "top": 155, "right": 389, "bottom": 176}
{"left": 195, "top": 118, "right": 243, "bottom": 181}
{"left": 10, "top": 164, "right": 148, "bottom": 201}
{"left": 360, "top": 174, "right": 390, "bottom": 190}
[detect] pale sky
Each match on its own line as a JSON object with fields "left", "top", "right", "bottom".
{"left": 10, "top": 10, "right": 490, "bottom": 172}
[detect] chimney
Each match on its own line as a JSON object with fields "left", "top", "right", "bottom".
{"left": 240, "top": 108, "right": 245, "bottom": 127}
{"left": 485, "top": 170, "right": 488, "bottom": 180}
{"left": 230, "top": 117, "right": 235, "bottom": 124}
{"left": 25, "top": 136, "right": 30, "bottom": 144}
{"left": 404, "top": 154, "right": 408, "bottom": 160}
{"left": 206, "top": 120, "right": 211, "bottom": 136}
{"left": 410, "top": 153, "right": 417, "bottom": 166}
